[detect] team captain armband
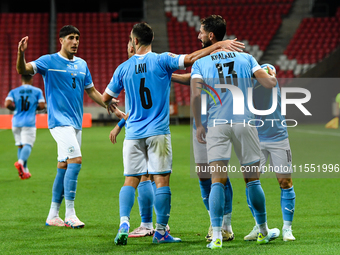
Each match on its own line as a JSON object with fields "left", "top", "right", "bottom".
{"left": 117, "top": 118, "right": 126, "bottom": 128}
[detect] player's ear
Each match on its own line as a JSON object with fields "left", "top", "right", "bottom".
{"left": 59, "top": 37, "right": 64, "bottom": 45}
{"left": 209, "top": 32, "right": 214, "bottom": 41}
{"left": 134, "top": 37, "right": 139, "bottom": 46}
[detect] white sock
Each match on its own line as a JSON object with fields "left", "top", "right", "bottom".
{"left": 18, "top": 159, "right": 24, "bottom": 165}
{"left": 156, "top": 223, "right": 166, "bottom": 235}
{"left": 141, "top": 222, "right": 153, "bottom": 229}
{"left": 65, "top": 200, "right": 75, "bottom": 218}
{"left": 47, "top": 202, "right": 61, "bottom": 220}
{"left": 283, "top": 221, "right": 292, "bottom": 230}
{"left": 120, "top": 216, "right": 130, "bottom": 226}
{"left": 24, "top": 167, "right": 29, "bottom": 173}
{"left": 222, "top": 213, "right": 232, "bottom": 232}
{"left": 258, "top": 222, "right": 269, "bottom": 236}
{"left": 212, "top": 227, "right": 222, "bottom": 242}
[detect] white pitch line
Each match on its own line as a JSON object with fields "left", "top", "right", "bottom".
{"left": 290, "top": 129, "right": 340, "bottom": 137}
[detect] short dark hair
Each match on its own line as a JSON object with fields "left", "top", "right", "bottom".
{"left": 132, "top": 22, "right": 154, "bottom": 46}
{"left": 59, "top": 25, "right": 80, "bottom": 38}
{"left": 21, "top": 75, "right": 33, "bottom": 83}
{"left": 200, "top": 15, "right": 226, "bottom": 41}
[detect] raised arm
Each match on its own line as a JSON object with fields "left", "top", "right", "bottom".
{"left": 16, "top": 36, "right": 34, "bottom": 75}
{"left": 171, "top": 73, "right": 191, "bottom": 86}
{"left": 184, "top": 39, "right": 244, "bottom": 67}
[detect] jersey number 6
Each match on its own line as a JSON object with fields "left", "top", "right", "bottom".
{"left": 139, "top": 78, "right": 153, "bottom": 109}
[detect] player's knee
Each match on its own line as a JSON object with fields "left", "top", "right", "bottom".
{"left": 68, "top": 156, "right": 82, "bottom": 165}
{"left": 57, "top": 161, "right": 67, "bottom": 169}
{"left": 278, "top": 178, "right": 292, "bottom": 189}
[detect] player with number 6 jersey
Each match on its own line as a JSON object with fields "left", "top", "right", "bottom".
{"left": 102, "top": 22, "right": 245, "bottom": 246}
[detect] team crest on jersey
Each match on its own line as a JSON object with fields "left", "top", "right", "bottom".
{"left": 68, "top": 146, "right": 75, "bottom": 153}
{"left": 168, "top": 53, "right": 178, "bottom": 58}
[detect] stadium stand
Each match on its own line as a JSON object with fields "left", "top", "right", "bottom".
{"left": 0, "top": 2, "right": 339, "bottom": 110}
{"left": 165, "top": 0, "right": 294, "bottom": 105}
{"left": 56, "top": 13, "right": 134, "bottom": 106}
{"left": 0, "top": 13, "right": 48, "bottom": 104}
{"left": 276, "top": 8, "right": 340, "bottom": 77}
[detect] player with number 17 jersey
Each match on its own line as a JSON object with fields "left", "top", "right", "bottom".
{"left": 105, "top": 52, "right": 185, "bottom": 139}
{"left": 191, "top": 52, "right": 261, "bottom": 125}
{"left": 30, "top": 53, "right": 94, "bottom": 130}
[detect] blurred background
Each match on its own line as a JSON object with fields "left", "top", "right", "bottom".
{"left": 0, "top": 0, "right": 339, "bottom": 123}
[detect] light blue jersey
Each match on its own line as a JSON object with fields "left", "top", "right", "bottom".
{"left": 253, "top": 64, "right": 288, "bottom": 142}
{"left": 193, "top": 114, "right": 208, "bottom": 131}
{"left": 191, "top": 52, "right": 261, "bottom": 127}
{"left": 30, "top": 53, "right": 94, "bottom": 130}
{"left": 105, "top": 52, "right": 185, "bottom": 139}
{"left": 6, "top": 85, "right": 45, "bottom": 127}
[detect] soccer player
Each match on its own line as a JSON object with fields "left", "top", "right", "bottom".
{"left": 172, "top": 15, "right": 237, "bottom": 243}
{"left": 244, "top": 64, "right": 296, "bottom": 242}
{"left": 102, "top": 22, "right": 244, "bottom": 245}
{"left": 191, "top": 16, "right": 280, "bottom": 249}
{"left": 126, "top": 15, "right": 240, "bottom": 241}
{"left": 5, "top": 74, "right": 45, "bottom": 179}
{"left": 16, "top": 25, "right": 118, "bottom": 228}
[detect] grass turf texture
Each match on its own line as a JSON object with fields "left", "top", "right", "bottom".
{"left": 0, "top": 124, "right": 340, "bottom": 254}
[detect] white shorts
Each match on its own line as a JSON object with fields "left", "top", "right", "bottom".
{"left": 207, "top": 124, "right": 260, "bottom": 165}
{"left": 192, "top": 128, "right": 208, "bottom": 164}
{"left": 260, "top": 138, "right": 293, "bottom": 174}
{"left": 123, "top": 134, "right": 172, "bottom": 176}
{"left": 12, "top": 127, "right": 36, "bottom": 147}
{"left": 50, "top": 126, "right": 82, "bottom": 162}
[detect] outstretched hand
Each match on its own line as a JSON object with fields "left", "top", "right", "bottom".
{"left": 18, "top": 36, "right": 29, "bottom": 53}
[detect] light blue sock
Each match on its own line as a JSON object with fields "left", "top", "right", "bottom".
{"left": 137, "top": 180, "right": 154, "bottom": 223}
{"left": 154, "top": 186, "right": 171, "bottom": 226}
{"left": 17, "top": 147, "right": 22, "bottom": 160}
{"left": 64, "top": 163, "right": 81, "bottom": 200}
{"left": 246, "top": 187, "right": 256, "bottom": 218}
{"left": 224, "top": 177, "right": 233, "bottom": 214}
{"left": 152, "top": 181, "right": 157, "bottom": 212}
{"left": 19, "top": 144, "right": 32, "bottom": 162}
{"left": 209, "top": 182, "right": 225, "bottom": 228}
{"left": 246, "top": 180, "right": 267, "bottom": 225}
{"left": 199, "top": 178, "right": 211, "bottom": 211}
{"left": 119, "top": 186, "right": 136, "bottom": 218}
{"left": 52, "top": 168, "right": 66, "bottom": 203}
{"left": 281, "top": 186, "right": 295, "bottom": 222}
{"left": 152, "top": 181, "right": 157, "bottom": 198}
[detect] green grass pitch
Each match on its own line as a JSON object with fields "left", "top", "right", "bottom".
{"left": 0, "top": 124, "right": 340, "bottom": 254}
